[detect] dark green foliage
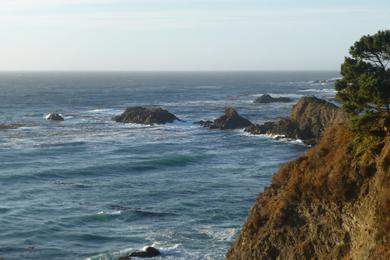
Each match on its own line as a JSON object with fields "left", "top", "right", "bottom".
{"left": 336, "top": 30, "right": 390, "bottom": 134}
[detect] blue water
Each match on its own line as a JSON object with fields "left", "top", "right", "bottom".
{"left": 0, "top": 71, "right": 338, "bottom": 260}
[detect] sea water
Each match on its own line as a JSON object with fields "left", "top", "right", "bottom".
{"left": 0, "top": 71, "right": 338, "bottom": 259}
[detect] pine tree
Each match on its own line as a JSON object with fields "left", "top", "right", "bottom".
{"left": 336, "top": 30, "right": 390, "bottom": 134}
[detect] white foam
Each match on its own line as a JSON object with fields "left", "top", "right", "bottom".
{"left": 45, "top": 113, "right": 64, "bottom": 120}
{"left": 147, "top": 243, "right": 182, "bottom": 255}
{"left": 96, "top": 210, "right": 122, "bottom": 216}
{"left": 198, "top": 227, "right": 237, "bottom": 241}
{"left": 242, "top": 131, "right": 306, "bottom": 146}
{"left": 298, "top": 88, "right": 336, "bottom": 93}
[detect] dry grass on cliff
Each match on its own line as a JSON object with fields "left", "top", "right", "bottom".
{"left": 239, "top": 124, "right": 390, "bottom": 259}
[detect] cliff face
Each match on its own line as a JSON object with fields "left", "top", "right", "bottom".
{"left": 289, "top": 96, "right": 346, "bottom": 139}
{"left": 246, "top": 97, "right": 347, "bottom": 145}
{"left": 227, "top": 125, "right": 390, "bottom": 259}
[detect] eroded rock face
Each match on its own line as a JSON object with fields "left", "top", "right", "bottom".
{"left": 254, "top": 94, "right": 292, "bottom": 104}
{"left": 246, "top": 96, "right": 347, "bottom": 145}
{"left": 113, "top": 107, "right": 179, "bottom": 125}
{"left": 198, "top": 107, "right": 253, "bottom": 130}
{"left": 46, "top": 113, "right": 64, "bottom": 121}
{"left": 227, "top": 126, "right": 390, "bottom": 259}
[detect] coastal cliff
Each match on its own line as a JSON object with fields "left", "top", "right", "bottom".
{"left": 227, "top": 124, "right": 390, "bottom": 259}
{"left": 246, "top": 97, "right": 347, "bottom": 145}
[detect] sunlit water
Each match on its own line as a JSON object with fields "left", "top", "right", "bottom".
{"left": 0, "top": 71, "right": 338, "bottom": 259}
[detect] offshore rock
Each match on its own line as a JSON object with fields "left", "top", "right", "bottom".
{"left": 254, "top": 94, "right": 292, "bottom": 104}
{"left": 113, "top": 107, "right": 179, "bottom": 125}
{"left": 46, "top": 113, "right": 64, "bottom": 121}
{"left": 118, "top": 246, "right": 161, "bottom": 259}
{"left": 198, "top": 107, "right": 253, "bottom": 130}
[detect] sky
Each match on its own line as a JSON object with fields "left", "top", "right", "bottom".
{"left": 0, "top": 0, "right": 389, "bottom": 71}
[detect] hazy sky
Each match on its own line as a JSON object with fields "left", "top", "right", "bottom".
{"left": 0, "top": 0, "right": 389, "bottom": 71}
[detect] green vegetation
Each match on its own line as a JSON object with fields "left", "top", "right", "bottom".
{"left": 336, "top": 30, "right": 390, "bottom": 135}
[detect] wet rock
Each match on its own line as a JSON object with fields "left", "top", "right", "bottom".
{"left": 46, "top": 113, "right": 64, "bottom": 121}
{"left": 113, "top": 107, "right": 179, "bottom": 125}
{"left": 254, "top": 94, "right": 292, "bottom": 104}
{"left": 198, "top": 107, "right": 253, "bottom": 130}
{"left": 118, "top": 246, "right": 161, "bottom": 259}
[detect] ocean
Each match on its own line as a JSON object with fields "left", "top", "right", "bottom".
{"left": 0, "top": 71, "right": 338, "bottom": 259}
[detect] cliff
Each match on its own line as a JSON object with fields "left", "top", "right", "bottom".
{"left": 227, "top": 124, "right": 390, "bottom": 259}
{"left": 246, "top": 97, "right": 347, "bottom": 145}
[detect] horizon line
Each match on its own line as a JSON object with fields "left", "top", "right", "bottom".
{"left": 0, "top": 69, "right": 340, "bottom": 73}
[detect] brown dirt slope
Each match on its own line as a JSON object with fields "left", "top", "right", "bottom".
{"left": 227, "top": 124, "right": 390, "bottom": 260}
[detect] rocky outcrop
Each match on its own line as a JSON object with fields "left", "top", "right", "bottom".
{"left": 227, "top": 125, "right": 390, "bottom": 259}
{"left": 113, "top": 107, "right": 179, "bottom": 125}
{"left": 198, "top": 107, "right": 253, "bottom": 130}
{"left": 118, "top": 246, "right": 160, "bottom": 259}
{"left": 46, "top": 113, "right": 64, "bottom": 121}
{"left": 246, "top": 96, "right": 347, "bottom": 145}
{"left": 254, "top": 94, "right": 292, "bottom": 104}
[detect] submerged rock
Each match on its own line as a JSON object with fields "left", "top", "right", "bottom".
{"left": 113, "top": 107, "right": 179, "bottom": 125}
{"left": 46, "top": 113, "right": 64, "bottom": 121}
{"left": 118, "top": 246, "right": 161, "bottom": 259}
{"left": 198, "top": 107, "right": 253, "bottom": 130}
{"left": 254, "top": 94, "right": 292, "bottom": 104}
{"left": 246, "top": 96, "right": 347, "bottom": 145}
{"left": 0, "top": 124, "right": 25, "bottom": 130}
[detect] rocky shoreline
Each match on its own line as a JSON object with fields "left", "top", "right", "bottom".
{"left": 246, "top": 96, "right": 347, "bottom": 145}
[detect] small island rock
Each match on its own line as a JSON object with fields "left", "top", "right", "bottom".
{"left": 118, "top": 246, "right": 161, "bottom": 259}
{"left": 254, "top": 94, "right": 292, "bottom": 104}
{"left": 198, "top": 107, "right": 253, "bottom": 129}
{"left": 46, "top": 113, "right": 64, "bottom": 121}
{"left": 113, "top": 107, "right": 179, "bottom": 125}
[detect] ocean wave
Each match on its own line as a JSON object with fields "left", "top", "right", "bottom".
{"left": 251, "top": 93, "right": 303, "bottom": 99}
{"left": 123, "top": 123, "right": 162, "bottom": 129}
{"left": 195, "top": 85, "right": 221, "bottom": 89}
{"left": 147, "top": 243, "right": 182, "bottom": 256}
{"left": 132, "top": 209, "right": 178, "bottom": 218}
{"left": 97, "top": 210, "right": 122, "bottom": 216}
{"left": 298, "top": 88, "right": 336, "bottom": 93}
{"left": 85, "top": 108, "right": 122, "bottom": 115}
{"left": 34, "top": 141, "right": 87, "bottom": 148}
{"left": 242, "top": 131, "right": 306, "bottom": 146}
{"left": 198, "top": 226, "right": 237, "bottom": 241}
{"left": 134, "top": 154, "right": 203, "bottom": 168}
{"left": 309, "top": 77, "right": 341, "bottom": 85}
{"left": 158, "top": 99, "right": 234, "bottom": 108}
{"left": 87, "top": 243, "right": 183, "bottom": 260}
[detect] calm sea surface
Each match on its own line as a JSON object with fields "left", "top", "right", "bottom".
{"left": 0, "top": 71, "right": 338, "bottom": 259}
